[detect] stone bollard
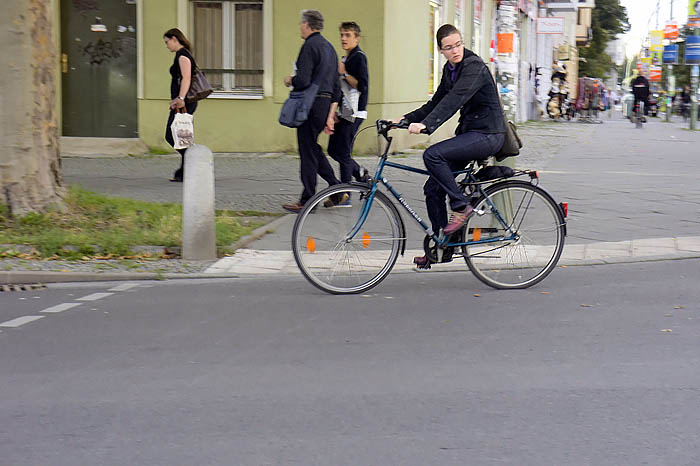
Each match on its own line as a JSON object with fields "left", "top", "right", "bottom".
{"left": 182, "top": 144, "right": 217, "bottom": 260}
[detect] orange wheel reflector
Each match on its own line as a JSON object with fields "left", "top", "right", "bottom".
{"left": 362, "top": 233, "right": 371, "bottom": 248}
{"left": 306, "top": 237, "right": 316, "bottom": 253}
{"left": 473, "top": 228, "right": 482, "bottom": 241}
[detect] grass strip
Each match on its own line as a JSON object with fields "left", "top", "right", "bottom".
{"left": 0, "top": 185, "right": 277, "bottom": 260}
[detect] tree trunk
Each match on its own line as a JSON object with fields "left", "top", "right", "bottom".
{"left": 0, "top": 0, "right": 64, "bottom": 216}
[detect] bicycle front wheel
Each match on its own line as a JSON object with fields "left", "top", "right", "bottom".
{"left": 462, "top": 180, "right": 565, "bottom": 289}
{"left": 292, "top": 184, "right": 404, "bottom": 295}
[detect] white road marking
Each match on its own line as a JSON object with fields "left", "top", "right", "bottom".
{"left": 76, "top": 292, "right": 114, "bottom": 302}
{"left": 108, "top": 283, "right": 140, "bottom": 292}
{"left": 0, "top": 316, "right": 45, "bottom": 328}
{"left": 40, "top": 303, "right": 82, "bottom": 314}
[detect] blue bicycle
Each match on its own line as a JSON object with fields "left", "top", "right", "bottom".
{"left": 292, "top": 120, "right": 568, "bottom": 294}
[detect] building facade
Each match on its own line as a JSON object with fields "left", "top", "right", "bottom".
{"left": 52, "top": 0, "right": 592, "bottom": 154}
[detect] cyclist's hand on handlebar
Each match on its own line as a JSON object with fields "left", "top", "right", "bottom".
{"left": 408, "top": 122, "right": 427, "bottom": 134}
{"left": 390, "top": 116, "right": 405, "bottom": 124}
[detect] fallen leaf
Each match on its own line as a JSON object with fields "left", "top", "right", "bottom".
{"left": 665, "top": 314, "right": 673, "bottom": 317}
{"left": 674, "top": 305, "right": 686, "bottom": 310}
{"left": 541, "top": 291, "right": 551, "bottom": 295}
{"left": 661, "top": 329, "right": 672, "bottom": 333}
{"left": 473, "top": 293, "right": 481, "bottom": 297}
{"left": 580, "top": 304, "right": 593, "bottom": 308}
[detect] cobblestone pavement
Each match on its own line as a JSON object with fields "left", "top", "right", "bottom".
{"left": 61, "top": 120, "right": 593, "bottom": 214}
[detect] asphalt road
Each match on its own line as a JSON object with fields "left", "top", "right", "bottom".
{"left": 2, "top": 259, "right": 700, "bottom": 465}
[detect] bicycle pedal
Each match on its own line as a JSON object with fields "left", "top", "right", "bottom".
{"left": 475, "top": 208, "right": 485, "bottom": 216}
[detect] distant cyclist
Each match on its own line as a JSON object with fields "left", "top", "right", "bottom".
{"left": 631, "top": 71, "right": 650, "bottom": 119}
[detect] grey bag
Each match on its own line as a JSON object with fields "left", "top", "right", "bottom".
{"left": 279, "top": 83, "right": 320, "bottom": 128}
{"left": 279, "top": 45, "right": 329, "bottom": 128}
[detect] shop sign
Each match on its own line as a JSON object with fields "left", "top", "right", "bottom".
{"left": 536, "top": 17, "right": 564, "bottom": 34}
{"left": 665, "top": 22, "right": 679, "bottom": 39}
{"left": 558, "top": 44, "right": 570, "bottom": 61}
{"left": 650, "top": 30, "right": 664, "bottom": 52}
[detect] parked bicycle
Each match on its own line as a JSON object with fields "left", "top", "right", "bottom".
{"left": 291, "top": 120, "right": 568, "bottom": 294}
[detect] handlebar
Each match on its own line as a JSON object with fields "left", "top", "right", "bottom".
{"left": 376, "top": 119, "right": 429, "bottom": 136}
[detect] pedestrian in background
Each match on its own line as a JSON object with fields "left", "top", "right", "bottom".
{"left": 163, "top": 28, "right": 198, "bottom": 182}
{"left": 327, "top": 21, "right": 369, "bottom": 190}
{"left": 282, "top": 10, "right": 343, "bottom": 214}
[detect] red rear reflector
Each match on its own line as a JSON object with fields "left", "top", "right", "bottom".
{"left": 561, "top": 202, "right": 568, "bottom": 217}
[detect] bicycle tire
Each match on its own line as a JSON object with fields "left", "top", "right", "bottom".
{"left": 292, "top": 183, "right": 404, "bottom": 295}
{"left": 461, "top": 180, "right": 565, "bottom": 289}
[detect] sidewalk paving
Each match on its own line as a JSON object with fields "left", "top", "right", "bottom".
{"left": 3, "top": 113, "right": 700, "bottom": 284}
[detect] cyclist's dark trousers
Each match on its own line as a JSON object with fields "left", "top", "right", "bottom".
{"left": 165, "top": 101, "right": 198, "bottom": 172}
{"left": 297, "top": 96, "right": 340, "bottom": 205}
{"left": 328, "top": 118, "right": 363, "bottom": 183}
{"left": 423, "top": 131, "right": 505, "bottom": 232}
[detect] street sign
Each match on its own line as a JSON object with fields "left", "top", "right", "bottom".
{"left": 689, "top": 16, "right": 700, "bottom": 28}
{"left": 686, "top": 35, "right": 700, "bottom": 64}
{"left": 650, "top": 65, "right": 662, "bottom": 81}
{"left": 663, "top": 44, "right": 679, "bottom": 64}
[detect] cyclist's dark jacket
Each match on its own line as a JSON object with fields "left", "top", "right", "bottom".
{"left": 404, "top": 49, "right": 505, "bottom": 135}
{"left": 632, "top": 75, "right": 650, "bottom": 100}
{"left": 291, "top": 31, "right": 341, "bottom": 102}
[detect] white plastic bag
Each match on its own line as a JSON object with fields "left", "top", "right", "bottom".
{"left": 171, "top": 112, "right": 194, "bottom": 149}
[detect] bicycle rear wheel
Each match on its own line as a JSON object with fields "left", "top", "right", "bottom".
{"left": 462, "top": 180, "right": 565, "bottom": 289}
{"left": 292, "top": 184, "right": 404, "bottom": 294}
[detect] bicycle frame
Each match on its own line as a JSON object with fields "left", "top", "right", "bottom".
{"left": 345, "top": 123, "right": 519, "bottom": 250}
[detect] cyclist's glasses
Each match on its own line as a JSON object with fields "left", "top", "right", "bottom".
{"left": 441, "top": 41, "right": 463, "bottom": 52}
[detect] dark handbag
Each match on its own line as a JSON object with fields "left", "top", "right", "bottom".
{"left": 279, "top": 45, "right": 329, "bottom": 128}
{"left": 185, "top": 68, "right": 213, "bottom": 103}
{"left": 494, "top": 120, "right": 523, "bottom": 161}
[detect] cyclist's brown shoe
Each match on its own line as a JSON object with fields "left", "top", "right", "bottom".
{"left": 282, "top": 202, "right": 304, "bottom": 213}
{"left": 442, "top": 205, "right": 474, "bottom": 235}
{"left": 413, "top": 254, "right": 432, "bottom": 270}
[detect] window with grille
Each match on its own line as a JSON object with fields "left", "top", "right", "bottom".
{"left": 191, "top": 0, "right": 263, "bottom": 96}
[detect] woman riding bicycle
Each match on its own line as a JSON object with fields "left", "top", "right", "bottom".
{"left": 391, "top": 24, "right": 506, "bottom": 268}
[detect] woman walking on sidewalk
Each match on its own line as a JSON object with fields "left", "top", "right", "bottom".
{"left": 163, "top": 28, "right": 198, "bottom": 182}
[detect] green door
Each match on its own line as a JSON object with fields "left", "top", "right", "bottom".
{"left": 61, "top": 0, "right": 137, "bottom": 137}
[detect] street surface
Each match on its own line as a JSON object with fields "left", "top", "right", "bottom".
{"left": 1, "top": 113, "right": 699, "bottom": 464}
{"left": 1, "top": 260, "right": 700, "bottom": 465}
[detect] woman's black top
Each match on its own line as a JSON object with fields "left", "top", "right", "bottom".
{"left": 169, "top": 48, "right": 196, "bottom": 99}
